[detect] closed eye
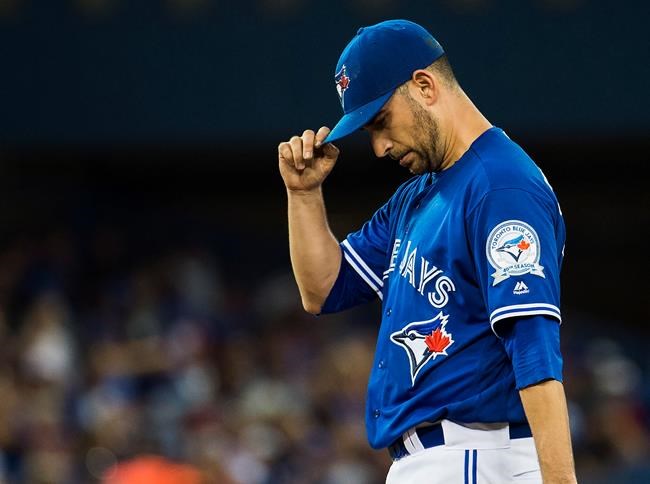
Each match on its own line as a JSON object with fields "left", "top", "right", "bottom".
{"left": 374, "top": 114, "right": 387, "bottom": 129}
{"left": 364, "top": 110, "right": 387, "bottom": 131}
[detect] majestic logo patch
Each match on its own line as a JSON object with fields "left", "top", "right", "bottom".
{"left": 486, "top": 220, "right": 545, "bottom": 286}
{"left": 390, "top": 312, "right": 453, "bottom": 386}
{"left": 513, "top": 280, "right": 530, "bottom": 295}
{"left": 334, "top": 65, "right": 350, "bottom": 108}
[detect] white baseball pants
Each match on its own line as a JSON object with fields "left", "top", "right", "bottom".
{"left": 385, "top": 420, "right": 542, "bottom": 483}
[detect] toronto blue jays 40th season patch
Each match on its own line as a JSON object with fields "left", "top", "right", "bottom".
{"left": 486, "top": 220, "right": 545, "bottom": 286}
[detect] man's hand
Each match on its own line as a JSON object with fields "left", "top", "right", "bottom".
{"left": 278, "top": 127, "right": 340, "bottom": 193}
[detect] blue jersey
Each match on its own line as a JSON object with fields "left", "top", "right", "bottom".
{"left": 321, "top": 127, "right": 565, "bottom": 449}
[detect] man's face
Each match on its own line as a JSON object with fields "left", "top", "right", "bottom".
{"left": 364, "top": 88, "right": 443, "bottom": 174}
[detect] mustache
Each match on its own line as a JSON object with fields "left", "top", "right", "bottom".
{"left": 389, "top": 150, "right": 409, "bottom": 161}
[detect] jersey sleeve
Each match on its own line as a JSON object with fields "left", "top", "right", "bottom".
{"left": 499, "top": 314, "right": 563, "bottom": 389}
{"left": 320, "top": 200, "right": 391, "bottom": 314}
{"left": 468, "top": 188, "right": 565, "bottom": 336}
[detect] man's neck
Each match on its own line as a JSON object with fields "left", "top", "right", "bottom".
{"left": 439, "top": 90, "right": 492, "bottom": 171}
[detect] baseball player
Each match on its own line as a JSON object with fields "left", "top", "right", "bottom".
{"left": 278, "top": 20, "right": 576, "bottom": 483}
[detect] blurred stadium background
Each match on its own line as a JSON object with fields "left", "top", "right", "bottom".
{"left": 1, "top": 0, "right": 648, "bottom": 483}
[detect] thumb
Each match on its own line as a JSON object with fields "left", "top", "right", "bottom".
{"left": 321, "top": 142, "right": 340, "bottom": 159}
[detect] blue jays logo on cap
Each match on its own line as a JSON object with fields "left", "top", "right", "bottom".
{"left": 390, "top": 312, "right": 454, "bottom": 386}
{"left": 324, "top": 19, "right": 445, "bottom": 144}
{"left": 335, "top": 65, "right": 351, "bottom": 108}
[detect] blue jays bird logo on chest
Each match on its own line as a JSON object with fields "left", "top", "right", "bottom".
{"left": 390, "top": 312, "right": 454, "bottom": 386}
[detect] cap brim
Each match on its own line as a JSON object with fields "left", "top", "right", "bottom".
{"left": 324, "top": 90, "right": 394, "bottom": 144}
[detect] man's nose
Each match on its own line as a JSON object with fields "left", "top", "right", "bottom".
{"left": 370, "top": 134, "right": 393, "bottom": 158}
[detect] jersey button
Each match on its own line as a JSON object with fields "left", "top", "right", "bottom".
{"left": 378, "top": 360, "right": 385, "bottom": 369}
{"left": 386, "top": 308, "right": 392, "bottom": 316}
{"left": 373, "top": 409, "right": 381, "bottom": 418}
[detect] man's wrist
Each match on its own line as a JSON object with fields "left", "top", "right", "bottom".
{"left": 286, "top": 186, "right": 323, "bottom": 199}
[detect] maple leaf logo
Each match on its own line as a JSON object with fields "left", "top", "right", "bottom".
{"left": 338, "top": 73, "right": 349, "bottom": 90}
{"left": 424, "top": 327, "right": 452, "bottom": 353}
{"left": 390, "top": 312, "right": 454, "bottom": 386}
{"left": 334, "top": 65, "right": 350, "bottom": 108}
{"left": 517, "top": 239, "right": 530, "bottom": 250}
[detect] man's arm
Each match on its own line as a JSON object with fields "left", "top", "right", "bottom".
{"left": 278, "top": 127, "right": 341, "bottom": 314}
{"left": 497, "top": 316, "right": 577, "bottom": 483}
{"left": 519, "top": 379, "right": 577, "bottom": 484}
{"left": 287, "top": 188, "right": 341, "bottom": 313}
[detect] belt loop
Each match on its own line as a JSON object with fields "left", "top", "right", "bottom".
{"left": 403, "top": 428, "right": 426, "bottom": 454}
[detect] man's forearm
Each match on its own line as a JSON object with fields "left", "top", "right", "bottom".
{"left": 519, "top": 379, "right": 577, "bottom": 484}
{"left": 287, "top": 187, "right": 341, "bottom": 313}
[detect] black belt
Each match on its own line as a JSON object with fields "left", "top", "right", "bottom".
{"left": 388, "top": 422, "right": 533, "bottom": 461}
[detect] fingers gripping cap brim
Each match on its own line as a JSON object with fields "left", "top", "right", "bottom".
{"left": 323, "top": 90, "right": 394, "bottom": 144}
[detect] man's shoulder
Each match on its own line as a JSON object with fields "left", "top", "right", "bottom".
{"left": 471, "top": 128, "right": 545, "bottom": 193}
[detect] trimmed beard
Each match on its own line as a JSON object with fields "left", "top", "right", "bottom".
{"left": 401, "top": 90, "right": 444, "bottom": 173}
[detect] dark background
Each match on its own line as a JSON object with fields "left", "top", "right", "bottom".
{"left": 0, "top": 1, "right": 649, "bottom": 483}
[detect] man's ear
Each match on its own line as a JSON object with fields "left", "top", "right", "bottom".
{"left": 410, "top": 69, "right": 438, "bottom": 106}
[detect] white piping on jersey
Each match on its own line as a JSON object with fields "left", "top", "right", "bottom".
{"left": 342, "top": 240, "right": 384, "bottom": 288}
{"left": 343, "top": 252, "right": 383, "bottom": 300}
{"left": 490, "top": 302, "right": 560, "bottom": 321}
{"left": 491, "top": 309, "right": 562, "bottom": 327}
{"left": 489, "top": 303, "right": 561, "bottom": 337}
{"left": 538, "top": 165, "right": 563, "bottom": 216}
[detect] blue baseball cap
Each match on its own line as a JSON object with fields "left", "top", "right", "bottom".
{"left": 324, "top": 20, "right": 444, "bottom": 144}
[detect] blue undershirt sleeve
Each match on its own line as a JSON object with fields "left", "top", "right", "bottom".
{"left": 497, "top": 314, "right": 563, "bottom": 389}
{"left": 320, "top": 248, "right": 378, "bottom": 314}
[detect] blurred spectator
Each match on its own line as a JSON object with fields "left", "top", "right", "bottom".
{"left": 0, "top": 221, "right": 647, "bottom": 483}
{"left": 102, "top": 455, "right": 204, "bottom": 484}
